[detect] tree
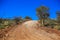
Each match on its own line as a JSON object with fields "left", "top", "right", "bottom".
{"left": 56, "top": 11, "right": 60, "bottom": 24}
{"left": 25, "top": 16, "right": 32, "bottom": 20}
{"left": 36, "top": 6, "right": 49, "bottom": 26}
{"left": 24, "top": 16, "right": 32, "bottom": 21}
{"left": 43, "top": 12, "right": 49, "bottom": 25}
{"left": 14, "top": 16, "right": 23, "bottom": 24}
{"left": 53, "top": 11, "right": 60, "bottom": 30}
{"left": 0, "top": 18, "right": 3, "bottom": 24}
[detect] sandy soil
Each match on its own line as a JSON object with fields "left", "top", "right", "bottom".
{"left": 5, "top": 20, "right": 60, "bottom": 40}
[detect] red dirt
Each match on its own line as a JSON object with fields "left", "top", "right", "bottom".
{"left": 0, "top": 20, "right": 60, "bottom": 40}
{"left": 40, "top": 26, "right": 60, "bottom": 36}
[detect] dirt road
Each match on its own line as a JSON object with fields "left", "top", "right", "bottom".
{"left": 5, "top": 20, "right": 60, "bottom": 40}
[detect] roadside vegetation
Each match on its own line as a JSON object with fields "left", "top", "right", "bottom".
{"left": 0, "top": 6, "right": 60, "bottom": 31}
{"left": 0, "top": 16, "right": 32, "bottom": 30}
{"left": 36, "top": 6, "right": 60, "bottom": 30}
{"left": 0, "top": 6, "right": 60, "bottom": 39}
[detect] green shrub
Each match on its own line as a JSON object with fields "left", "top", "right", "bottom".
{"left": 0, "top": 25, "right": 5, "bottom": 29}
{"left": 54, "top": 25, "right": 60, "bottom": 30}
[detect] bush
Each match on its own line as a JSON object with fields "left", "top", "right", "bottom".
{"left": 54, "top": 25, "right": 60, "bottom": 30}
{"left": 0, "top": 25, "right": 5, "bottom": 29}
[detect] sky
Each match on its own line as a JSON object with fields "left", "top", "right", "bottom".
{"left": 0, "top": 0, "right": 60, "bottom": 20}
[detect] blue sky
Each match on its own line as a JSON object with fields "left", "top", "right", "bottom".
{"left": 0, "top": 0, "right": 60, "bottom": 20}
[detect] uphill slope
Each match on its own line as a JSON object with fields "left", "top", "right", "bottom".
{"left": 5, "top": 20, "right": 60, "bottom": 40}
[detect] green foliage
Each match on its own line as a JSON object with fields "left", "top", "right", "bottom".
{"left": 13, "top": 16, "right": 23, "bottom": 24}
{"left": 25, "top": 16, "right": 32, "bottom": 20}
{"left": 24, "top": 16, "right": 32, "bottom": 22}
{"left": 36, "top": 6, "right": 49, "bottom": 19}
{"left": 56, "top": 11, "right": 60, "bottom": 24}
{"left": 0, "top": 18, "right": 3, "bottom": 24}
{"left": 36, "top": 6, "right": 50, "bottom": 26}
{"left": 54, "top": 25, "right": 60, "bottom": 30}
{"left": 0, "top": 25, "right": 5, "bottom": 29}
